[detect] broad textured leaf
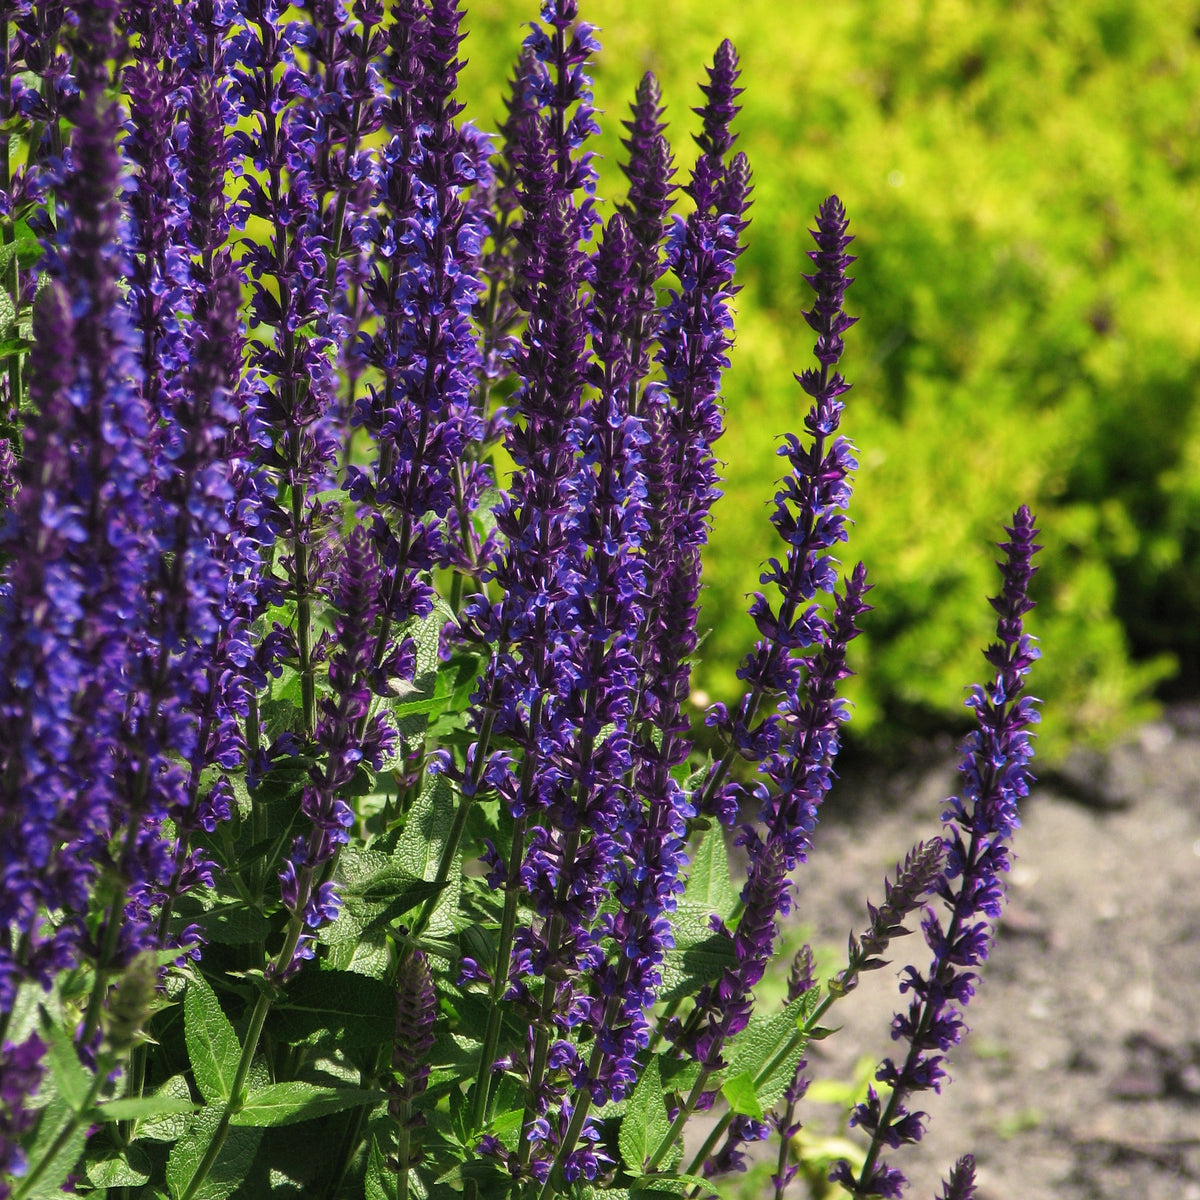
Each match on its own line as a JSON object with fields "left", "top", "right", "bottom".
{"left": 720, "top": 1070, "right": 764, "bottom": 1119}
{"left": 724, "top": 993, "right": 813, "bottom": 1112}
{"left": 394, "top": 773, "right": 460, "bottom": 934}
{"left": 619, "top": 1055, "right": 670, "bottom": 1173}
{"left": 123, "top": 1074, "right": 196, "bottom": 1143}
{"left": 193, "top": 901, "right": 271, "bottom": 945}
{"left": 683, "top": 825, "right": 738, "bottom": 919}
{"left": 230, "top": 1081, "right": 385, "bottom": 1127}
{"left": 85, "top": 1137, "right": 152, "bottom": 1188}
{"left": 44, "top": 1019, "right": 91, "bottom": 1112}
{"left": 365, "top": 1133, "right": 398, "bottom": 1200}
{"left": 166, "top": 1103, "right": 262, "bottom": 1200}
{"left": 273, "top": 969, "right": 393, "bottom": 1048}
{"left": 96, "top": 1093, "right": 197, "bottom": 1122}
{"left": 22, "top": 1099, "right": 88, "bottom": 1200}
{"left": 657, "top": 903, "right": 737, "bottom": 1005}
{"left": 631, "top": 1172, "right": 712, "bottom": 1195}
{"left": 183, "top": 974, "right": 241, "bottom": 1104}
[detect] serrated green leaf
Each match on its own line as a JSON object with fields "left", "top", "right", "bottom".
{"left": 183, "top": 974, "right": 241, "bottom": 1104}
{"left": 166, "top": 1103, "right": 263, "bottom": 1200}
{"left": 96, "top": 1094, "right": 198, "bottom": 1121}
{"left": 657, "top": 903, "right": 737, "bottom": 1006}
{"left": 365, "top": 1133, "right": 398, "bottom": 1200}
{"left": 193, "top": 901, "right": 271, "bottom": 945}
{"left": 724, "top": 994, "right": 812, "bottom": 1112}
{"left": 43, "top": 1018, "right": 91, "bottom": 1112}
{"left": 394, "top": 773, "right": 460, "bottom": 934}
{"left": 273, "top": 969, "right": 394, "bottom": 1048}
{"left": 619, "top": 1055, "right": 670, "bottom": 1174}
{"left": 631, "top": 1171, "right": 712, "bottom": 1195}
{"left": 230, "top": 1081, "right": 385, "bottom": 1128}
{"left": 85, "top": 1137, "right": 152, "bottom": 1187}
{"left": 126, "top": 1074, "right": 196, "bottom": 1143}
{"left": 683, "top": 825, "right": 738, "bottom": 919}
{"left": 720, "top": 1071, "right": 764, "bottom": 1119}
{"left": 21, "top": 1098, "right": 88, "bottom": 1200}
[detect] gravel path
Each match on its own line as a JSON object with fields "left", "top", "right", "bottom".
{"left": 768, "top": 706, "right": 1200, "bottom": 1199}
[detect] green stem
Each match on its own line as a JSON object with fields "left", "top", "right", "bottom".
{"left": 396, "top": 1106, "right": 412, "bottom": 1200}
{"left": 469, "top": 812, "right": 527, "bottom": 1131}
{"left": 178, "top": 984, "right": 273, "bottom": 1200}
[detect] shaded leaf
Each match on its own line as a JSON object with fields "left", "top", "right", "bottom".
{"left": 183, "top": 974, "right": 241, "bottom": 1104}
{"left": 231, "top": 1081, "right": 386, "bottom": 1128}
{"left": 619, "top": 1055, "right": 670, "bottom": 1174}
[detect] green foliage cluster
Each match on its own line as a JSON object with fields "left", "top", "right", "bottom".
{"left": 458, "top": 0, "right": 1200, "bottom": 756}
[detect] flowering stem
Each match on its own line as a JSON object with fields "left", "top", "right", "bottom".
{"left": 178, "top": 984, "right": 273, "bottom": 1200}
{"left": 469, "top": 808, "right": 530, "bottom": 1131}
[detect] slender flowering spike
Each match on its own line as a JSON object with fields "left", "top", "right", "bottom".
{"left": 0, "top": 0, "right": 154, "bottom": 1002}
{"left": 699, "top": 195, "right": 858, "bottom": 826}
{"left": 830, "top": 841, "right": 946, "bottom": 998}
{"left": 936, "top": 1155, "right": 978, "bottom": 1200}
{"left": 689, "top": 38, "right": 743, "bottom": 212}
{"left": 390, "top": 946, "right": 437, "bottom": 1116}
{"left": 229, "top": 0, "right": 343, "bottom": 737}
{"left": 272, "top": 527, "right": 394, "bottom": 980}
{"left": 838, "top": 509, "right": 1041, "bottom": 1197}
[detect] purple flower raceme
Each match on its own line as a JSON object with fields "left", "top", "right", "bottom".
{"left": 658, "top": 196, "right": 868, "bottom": 1179}
{"left": 228, "top": 0, "right": 342, "bottom": 738}
{"left": 0, "top": 0, "right": 153, "bottom": 1009}
{"left": 831, "top": 508, "right": 1041, "bottom": 1199}
{"left": 272, "top": 526, "right": 395, "bottom": 980}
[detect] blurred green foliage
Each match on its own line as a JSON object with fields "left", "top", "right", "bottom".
{"left": 455, "top": 0, "right": 1200, "bottom": 758}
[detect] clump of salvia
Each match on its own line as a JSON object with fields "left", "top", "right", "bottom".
{"left": 0, "top": 2, "right": 1040, "bottom": 1198}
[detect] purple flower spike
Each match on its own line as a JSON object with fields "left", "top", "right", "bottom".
{"left": 936, "top": 1155, "right": 978, "bottom": 1200}
{"left": 838, "top": 509, "right": 1041, "bottom": 1196}
{"left": 271, "top": 526, "right": 391, "bottom": 980}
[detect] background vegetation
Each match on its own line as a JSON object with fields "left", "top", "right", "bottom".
{"left": 454, "top": 0, "right": 1200, "bottom": 758}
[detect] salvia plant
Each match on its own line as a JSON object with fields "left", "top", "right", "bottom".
{"left": 0, "top": 1, "right": 1042, "bottom": 1199}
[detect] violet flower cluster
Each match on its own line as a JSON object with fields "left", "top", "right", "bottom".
{"left": 0, "top": 2, "right": 1044, "bottom": 1198}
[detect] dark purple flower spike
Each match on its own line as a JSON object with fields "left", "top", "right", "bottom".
{"left": 833, "top": 509, "right": 1041, "bottom": 1198}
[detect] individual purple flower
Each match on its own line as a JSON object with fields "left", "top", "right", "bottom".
{"left": 835, "top": 509, "right": 1041, "bottom": 1197}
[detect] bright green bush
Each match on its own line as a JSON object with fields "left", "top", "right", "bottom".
{"left": 458, "top": 0, "right": 1200, "bottom": 757}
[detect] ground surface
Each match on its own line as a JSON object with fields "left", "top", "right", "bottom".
{"left": 717, "top": 704, "right": 1200, "bottom": 1200}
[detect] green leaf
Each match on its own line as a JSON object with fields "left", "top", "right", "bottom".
{"left": 273, "top": 969, "right": 394, "bottom": 1048}
{"left": 683, "top": 825, "right": 738, "bottom": 920}
{"left": 121, "top": 1075, "right": 196, "bottom": 1143}
{"left": 720, "top": 1070, "right": 764, "bottom": 1120}
{"left": 96, "top": 1093, "right": 198, "bottom": 1122}
{"left": 192, "top": 901, "right": 271, "bottom": 945}
{"left": 657, "top": 903, "right": 737, "bottom": 1006}
{"left": 166, "top": 1103, "right": 263, "bottom": 1200}
{"left": 43, "top": 1019, "right": 91, "bottom": 1112}
{"left": 394, "top": 772, "right": 460, "bottom": 934}
{"left": 619, "top": 1055, "right": 670, "bottom": 1174}
{"left": 631, "top": 1172, "right": 712, "bottom": 1195}
{"left": 365, "top": 1133, "right": 398, "bottom": 1200}
{"left": 230, "top": 1081, "right": 385, "bottom": 1128}
{"left": 183, "top": 974, "right": 241, "bottom": 1104}
{"left": 21, "top": 1099, "right": 88, "bottom": 1200}
{"left": 85, "top": 1137, "right": 152, "bottom": 1188}
{"left": 724, "top": 993, "right": 813, "bottom": 1112}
